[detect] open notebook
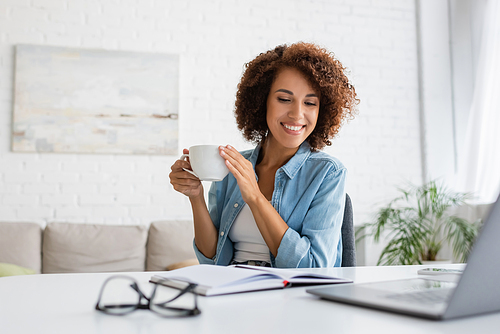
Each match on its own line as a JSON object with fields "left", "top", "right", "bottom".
{"left": 150, "top": 264, "right": 351, "bottom": 296}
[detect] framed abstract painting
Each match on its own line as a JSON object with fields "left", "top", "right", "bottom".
{"left": 12, "top": 44, "right": 179, "bottom": 155}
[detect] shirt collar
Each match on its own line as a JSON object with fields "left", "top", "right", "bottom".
{"left": 248, "top": 141, "right": 312, "bottom": 180}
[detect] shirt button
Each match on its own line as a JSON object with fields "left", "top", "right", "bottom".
{"left": 220, "top": 231, "right": 224, "bottom": 236}
{"left": 234, "top": 203, "right": 238, "bottom": 208}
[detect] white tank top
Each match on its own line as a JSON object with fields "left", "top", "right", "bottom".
{"left": 228, "top": 203, "right": 271, "bottom": 263}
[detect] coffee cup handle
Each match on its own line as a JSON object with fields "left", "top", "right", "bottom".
{"left": 180, "top": 154, "right": 199, "bottom": 178}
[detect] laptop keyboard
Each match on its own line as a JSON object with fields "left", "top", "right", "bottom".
{"left": 385, "top": 288, "right": 453, "bottom": 305}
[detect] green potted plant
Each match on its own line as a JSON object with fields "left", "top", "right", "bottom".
{"left": 357, "top": 180, "right": 482, "bottom": 265}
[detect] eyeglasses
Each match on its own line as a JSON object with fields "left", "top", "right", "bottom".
{"left": 95, "top": 275, "right": 201, "bottom": 317}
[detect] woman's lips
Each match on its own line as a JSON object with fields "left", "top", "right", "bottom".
{"left": 281, "top": 123, "right": 305, "bottom": 135}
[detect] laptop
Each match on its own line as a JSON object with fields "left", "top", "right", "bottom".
{"left": 307, "top": 194, "right": 500, "bottom": 320}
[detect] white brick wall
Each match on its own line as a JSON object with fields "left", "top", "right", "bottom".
{"left": 0, "top": 0, "right": 423, "bottom": 264}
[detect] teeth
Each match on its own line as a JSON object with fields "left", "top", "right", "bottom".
{"left": 284, "top": 124, "right": 302, "bottom": 131}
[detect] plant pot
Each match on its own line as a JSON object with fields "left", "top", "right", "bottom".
{"left": 421, "top": 259, "right": 453, "bottom": 265}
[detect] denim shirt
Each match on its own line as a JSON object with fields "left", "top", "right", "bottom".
{"left": 193, "top": 141, "right": 347, "bottom": 268}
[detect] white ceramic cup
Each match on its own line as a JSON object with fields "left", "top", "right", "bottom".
{"left": 180, "top": 145, "right": 229, "bottom": 181}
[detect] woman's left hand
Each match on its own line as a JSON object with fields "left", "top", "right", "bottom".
{"left": 220, "top": 145, "right": 262, "bottom": 205}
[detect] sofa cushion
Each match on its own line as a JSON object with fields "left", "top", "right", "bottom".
{"left": 0, "top": 222, "right": 42, "bottom": 273}
{"left": 165, "top": 258, "right": 199, "bottom": 271}
{"left": 146, "top": 220, "right": 198, "bottom": 271}
{"left": 42, "top": 223, "right": 147, "bottom": 274}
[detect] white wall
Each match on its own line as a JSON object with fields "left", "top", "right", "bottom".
{"left": 0, "top": 0, "right": 423, "bottom": 265}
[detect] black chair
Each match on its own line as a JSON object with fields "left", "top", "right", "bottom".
{"left": 341, "top": 194, "right": 356, "bottom": 267}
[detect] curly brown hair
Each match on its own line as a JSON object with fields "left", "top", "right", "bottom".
{"left": 234, "top": 42, "right": 359, "bottom": 150}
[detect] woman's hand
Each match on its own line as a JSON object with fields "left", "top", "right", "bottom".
{"left": 169, "top": 149, "right": 203, "bottom": 198}
{"left": 220, "top": 145, "right": 263, "bottom": 205}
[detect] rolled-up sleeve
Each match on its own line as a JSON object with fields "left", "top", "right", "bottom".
{"left": 275, "top": 168, "right": 346, "bottom": 268}
{"left": 193, "top": 240, "right": 215, "bottom": 264}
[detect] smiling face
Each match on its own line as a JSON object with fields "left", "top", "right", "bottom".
{"left": 265, "top": 67, "right": 320, "bottom": 151}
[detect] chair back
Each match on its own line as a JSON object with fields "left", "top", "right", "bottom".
{"left": 341, "top": 194, "right": 356, "bottom": 267}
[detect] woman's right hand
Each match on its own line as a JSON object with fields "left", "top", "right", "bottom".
{"left": 169, "top": 149, "right": 203, "bottom": 198}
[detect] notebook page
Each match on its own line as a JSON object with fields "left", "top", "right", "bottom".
{"left": 154, "top": 264, "right": 282, "bottom": 289}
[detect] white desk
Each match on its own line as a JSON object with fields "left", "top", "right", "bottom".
{"left": 1, "top": 264, "right": 499, "bottom": 334}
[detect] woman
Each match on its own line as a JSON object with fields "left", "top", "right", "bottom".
{"left": 170, "top": 42, "right": 358, "bottom": 268}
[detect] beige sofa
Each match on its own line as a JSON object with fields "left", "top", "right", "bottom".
{"left": 0, "top": 220, "right": 198, "bottom": 274}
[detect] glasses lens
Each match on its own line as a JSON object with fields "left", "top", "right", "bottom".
{"left": 98, "top": 277, "right": 140, "bottom": 315}
{"left": 150, "top": 284, "right": 200, "bottom": 317}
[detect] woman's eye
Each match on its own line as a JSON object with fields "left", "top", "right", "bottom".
{"left": 278, "top": 97, "right": 291, "bottom": 102}
{"left": 305, "top": 101, "right": 317, "bottom": 106}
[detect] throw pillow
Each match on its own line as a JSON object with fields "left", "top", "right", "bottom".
{"left": 0, "top": 262, "right": 36, "bottom": 277}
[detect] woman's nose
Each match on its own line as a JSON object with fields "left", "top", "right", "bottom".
{"left": 288, "top": 102, "right": 304, "bottom": 119}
